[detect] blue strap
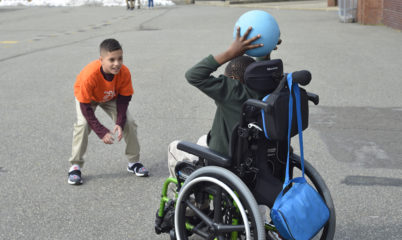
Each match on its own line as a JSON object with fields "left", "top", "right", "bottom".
{"left": 273, "top": 73, "right": 307, "bottom": 210}
{"left": 283, "top": 73, "right": 306, "bottom": 188}
{"left": 294, "top": 84, "right": 305, "bottom": 178}
{"left": 284, "top": 74, "right": 293, "bottom": 186}
{"left": 273, "top": 74, "right": 308, "bottom": 213}
{"left": 261, "top": 94, "right": 270, "bottom": 139}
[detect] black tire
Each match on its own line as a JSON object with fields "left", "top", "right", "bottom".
{"left": 288, "top": 154, "right": 336, "bottom": 240}
{"left": 175, "top": 166, "right": 265, "bottom": 240}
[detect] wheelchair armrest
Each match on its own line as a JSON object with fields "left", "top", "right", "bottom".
{"left": 307, "top": 92, "right": 319, "bottom": 105}
{"left": 177, "top": 141, "right": 232, "bottom": 168}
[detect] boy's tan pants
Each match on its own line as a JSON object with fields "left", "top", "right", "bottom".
{"left": 167, "top": 135, "right": 207, "bottom": 179}
{"left": 69, "top": 99, "right": 140, "bottom": 168}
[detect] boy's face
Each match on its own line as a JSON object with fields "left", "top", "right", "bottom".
{"left": 99, "top": 49, "right": 123, "bottom": 75}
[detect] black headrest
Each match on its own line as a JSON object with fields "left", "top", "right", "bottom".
{"left": 244, "top": 59, "right": 283, "bottom": 94}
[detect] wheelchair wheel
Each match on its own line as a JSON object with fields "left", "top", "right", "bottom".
{"left": 271, "top": 154, "right": 334, "bottom": 240}
{"left": 175, "top": 166, "right": 265, "bottom": 240}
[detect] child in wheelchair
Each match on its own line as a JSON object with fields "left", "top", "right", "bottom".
{"left": 156, "top": 26, "right": 335, "bottom": 240}
{"left": 168, "top": 26, "right": 272, "bottom": 179}
{"left": 159, "top": 27, "right": 283, "bottom": 237}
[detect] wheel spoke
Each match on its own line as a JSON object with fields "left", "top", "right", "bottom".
{"left": 192, "top": 225, "right": 209, "bottom": 239}
{"left": 175, "top": 169, "right": 265, "bottom": 240}
{"left": 215, "top": 223, "right": 246, "bottom": 233}
{"left": 213, "top": 188, "right": 222, "bottom": 223}
{"left": 185, "top": 199, "right": 213, "bottom": 227}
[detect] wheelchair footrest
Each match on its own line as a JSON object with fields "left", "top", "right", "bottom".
{"left": 155, "top": 200, "right": 175, "bottom": 234}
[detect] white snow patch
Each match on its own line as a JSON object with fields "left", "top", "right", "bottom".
{"left": 0, "top": 0, "right": 174, "bottom": 7}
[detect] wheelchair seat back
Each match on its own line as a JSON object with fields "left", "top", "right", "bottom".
{"left": 228, "top": 59, "right": 310, "bottom": 207}
{"left": 244, "top": 58, "right": 283, "bottom": 94}
{"left": 229, "top": 107, "right": 288, "bottom": 208}
{"left": 245, "top": 59, "right": 309, "bottom": 141}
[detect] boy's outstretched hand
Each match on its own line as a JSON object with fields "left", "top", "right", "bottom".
{"left": 113, "top": 125, "right": 123, "bottom": 142}
{"left": 102, "top": 125, "right": 122, "bottom": 144}
{"left": 102, "top": 132, "right": 115, "bottom": 144}
{"left": 214, "top": 26, "right": 263, "bottom": 65}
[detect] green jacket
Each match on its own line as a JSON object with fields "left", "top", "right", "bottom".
{"left": 185, "top": 55, "right": 265, "bottom": 156}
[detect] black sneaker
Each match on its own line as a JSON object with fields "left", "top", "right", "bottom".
{"left": 68, "top": 169, "right": 83, "bottom": 185}
{"left": 127, "top": 162, "right": 149, "bottom": 177}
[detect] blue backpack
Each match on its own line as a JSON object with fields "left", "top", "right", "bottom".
{"left": 268, "top": 73, "right": 330, "bottom": 240}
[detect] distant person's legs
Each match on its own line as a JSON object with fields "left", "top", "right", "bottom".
{"left": 126, "top": 0, "right": 134, "bottom": 10}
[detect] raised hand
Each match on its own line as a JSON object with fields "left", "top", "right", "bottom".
{"left": 214, "top": 26, "right": 263, "bottom": 65}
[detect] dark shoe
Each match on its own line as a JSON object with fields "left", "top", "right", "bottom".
{"left": 130, "top": 7, "right": 134, "bottom": 10}
{"left": 127, "top": 162, "right": 149, "bottom": 177}
{"left": 68, "top": 169, "right": 83, "bottom": 185}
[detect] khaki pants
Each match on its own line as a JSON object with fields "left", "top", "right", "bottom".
{"left": 69, "top": 99, "right": 140, "bottom": 167}
{"left": 167, "top": 135, "right": 207, "bottom": 179}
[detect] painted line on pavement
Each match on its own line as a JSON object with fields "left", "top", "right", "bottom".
{"left": 0, "top": 41, "right": 18, "bottom": 44}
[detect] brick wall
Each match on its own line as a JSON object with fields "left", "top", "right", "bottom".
{"left": 328, "top": 0, "right": 338, "bottom": 6}
{"left": 357, "top": 0, "right": 384, "bottom": 25}
{"left": 383, "top": 0, "right": 402, "bottom": 30}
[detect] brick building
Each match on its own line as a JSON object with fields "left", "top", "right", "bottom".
{"left": 330, "top": 0, "right": 402, "bottom": 30}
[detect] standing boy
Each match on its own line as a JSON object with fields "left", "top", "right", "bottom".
{"left": 68, "top": 38, "right": 148, "bottom": 185}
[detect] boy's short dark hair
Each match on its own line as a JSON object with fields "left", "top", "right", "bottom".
{"left": 224, "top": 56, "right": 255, "bottom": 83}
{"left": 100, "top": 39, "right": 122, "bottom": 54}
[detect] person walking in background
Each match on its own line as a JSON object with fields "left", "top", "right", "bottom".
{"left": 126, "top": 0, "right": 134, "bottom": 10}
{"left": 148, "top": 0, "right": 154, "bottom": 8}
{"left": 126, "top": 0, "right": 141, "bottom": 10}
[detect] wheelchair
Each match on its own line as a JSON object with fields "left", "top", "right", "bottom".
{"left": 155, "top": 59, "right": 336, "bottom": 240}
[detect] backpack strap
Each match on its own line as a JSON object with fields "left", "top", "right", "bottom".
{"left": 260, "top": 94, "right": 270, "bottom": 139}
{"left": 294, "top": 83, "right": 305, "bottom": 178}
{"left": 284, "top": 73, "right": 294, "bottom": 186}
{"left": 283, "top": 73, "right": 306, "bottom": 188}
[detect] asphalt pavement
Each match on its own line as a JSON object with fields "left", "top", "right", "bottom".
{"left": 0, "top": 2, "right": 401, "bottom": 239}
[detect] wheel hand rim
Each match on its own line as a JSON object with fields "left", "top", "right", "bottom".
{"left": 175, "top": 176, "right": 251, "bottom": 240}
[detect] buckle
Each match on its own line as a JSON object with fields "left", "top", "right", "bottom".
{"left": 238, "top": 127, "right": 249, "bottom": 138}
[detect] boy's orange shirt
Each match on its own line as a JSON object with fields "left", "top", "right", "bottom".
{"left": 74, "top": 60, "right": 134, "bottom": 103}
